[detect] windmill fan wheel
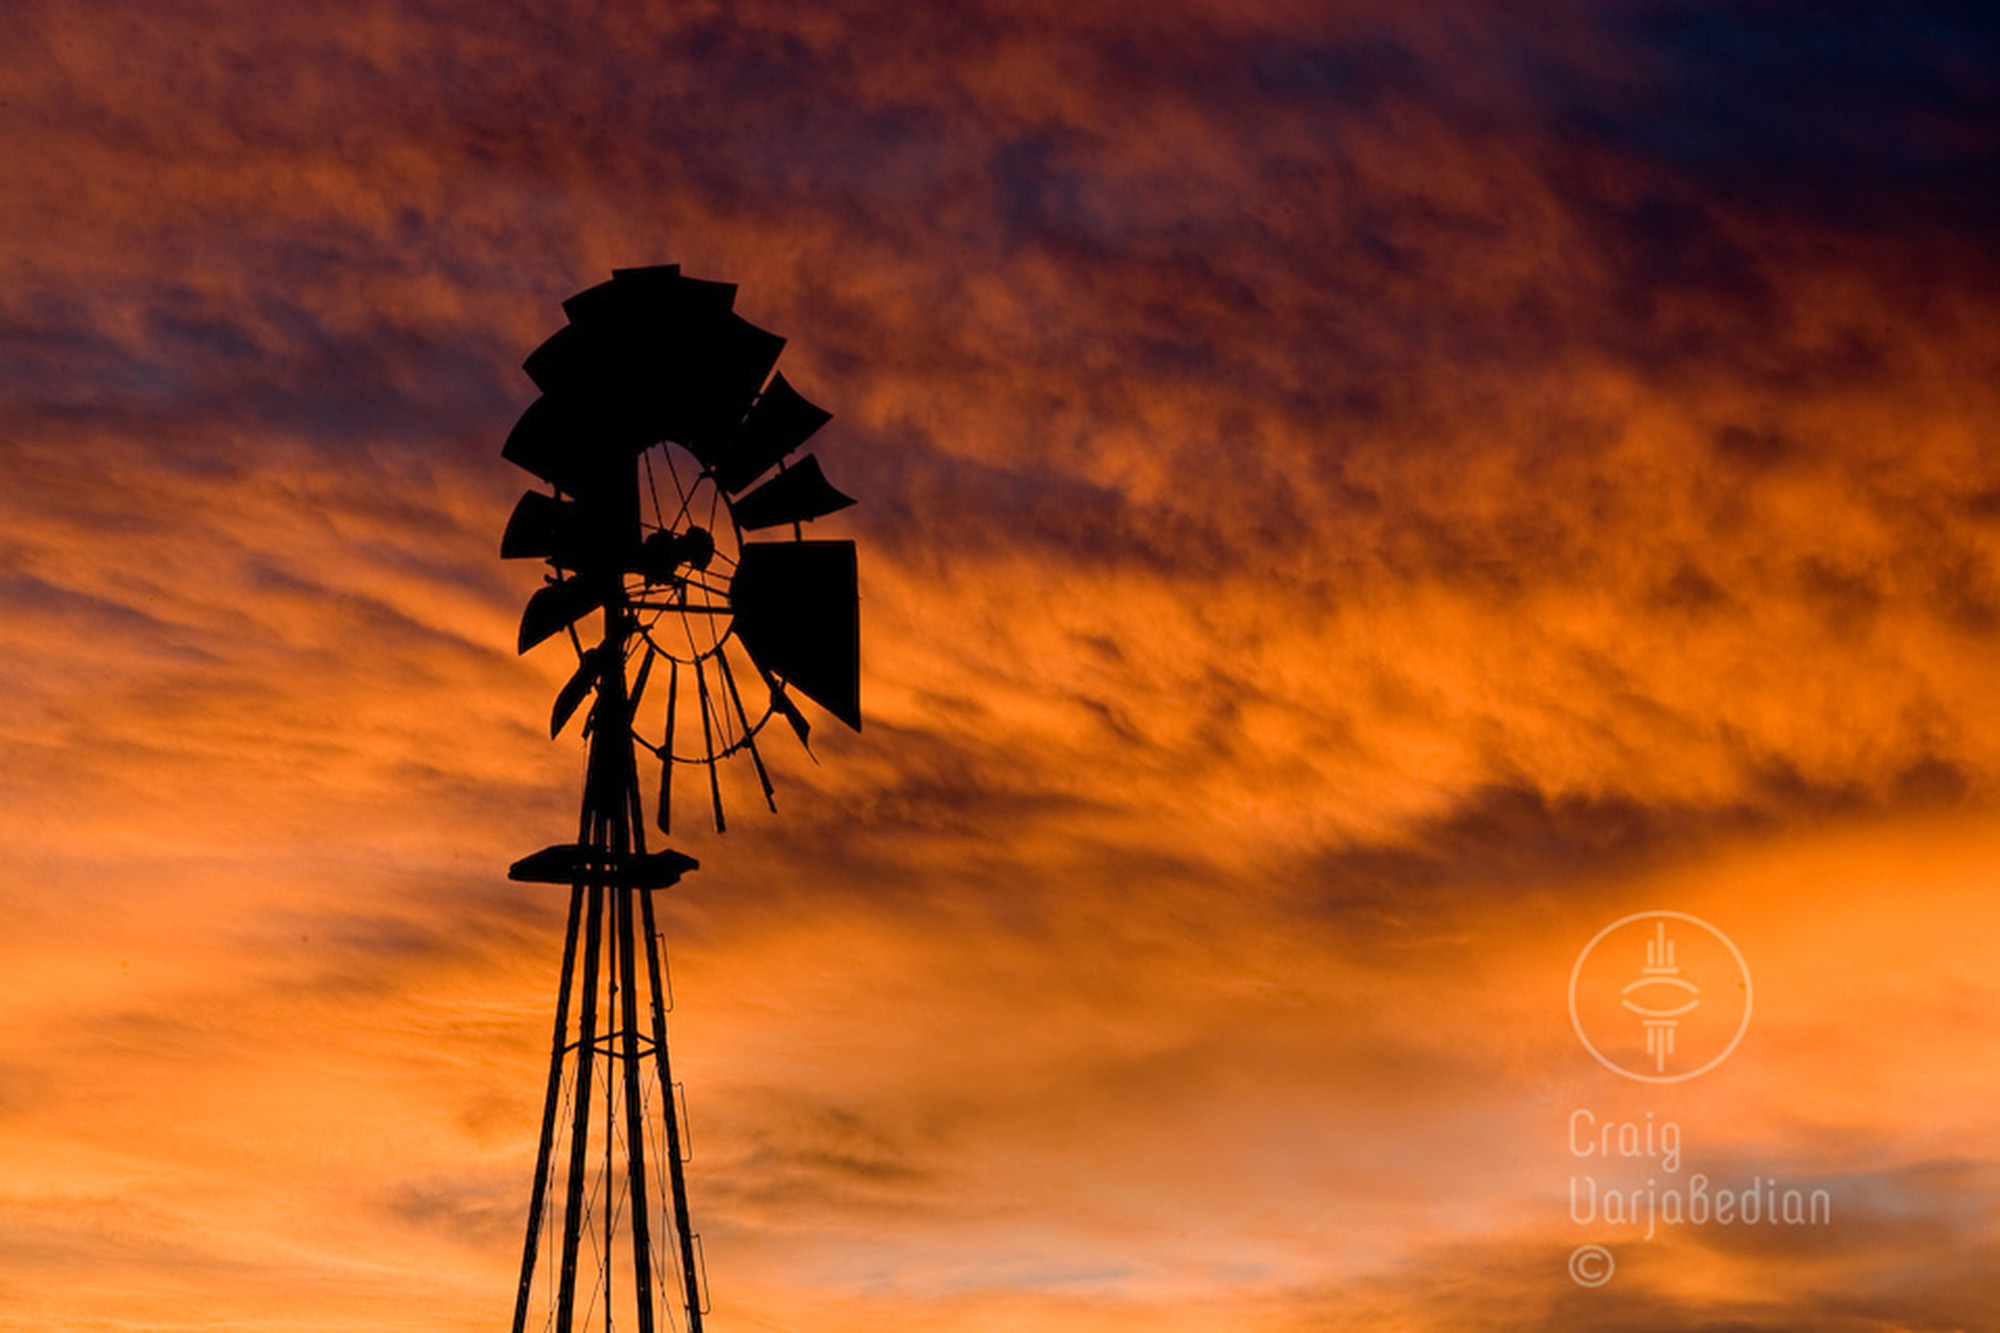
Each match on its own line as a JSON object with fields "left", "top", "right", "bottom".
{"left": 500, "top": 264, "right": 860, "bottom": 833}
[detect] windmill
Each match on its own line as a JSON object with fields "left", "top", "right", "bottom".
{"left": 498, "top": 265, "right": 860, "bottom": 1333}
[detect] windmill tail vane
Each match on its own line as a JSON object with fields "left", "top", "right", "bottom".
{"left": 497, "top": 265, "right": 861, "bottom": 1333}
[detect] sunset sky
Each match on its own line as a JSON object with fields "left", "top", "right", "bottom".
{"left": 4, "top": 1, "right": 1999, "bottom": 1329}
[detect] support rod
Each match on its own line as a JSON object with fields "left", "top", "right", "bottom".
{"left": 511, "top": 881, "right": 586, "bottom": 1333}
{"left": 554, "top": 866, "right": 605, "bottom": 1333}
{"left": 642, "top": 885, "right": 704, "bottom": 1331}
{"left": 617, "top": 885, "right": 659, "bottom": 1333}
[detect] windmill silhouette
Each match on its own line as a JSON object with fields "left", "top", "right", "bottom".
{"left": 498, "top": 265, "right": 860, "bottom": 1332}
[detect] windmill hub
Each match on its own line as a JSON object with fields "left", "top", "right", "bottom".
{"left": 637, "top": 524, "right": 715, "bottom": 583}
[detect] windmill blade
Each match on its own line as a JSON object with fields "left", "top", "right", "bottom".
{"left": 729, "top": 456, "right": 856, "bottom": 532}
{"left": 612, "top": 265, "right": 737, "bottom": 315}
{"left": 521, "top": 321, "right": 612, "bottom": 398}
{"left": 674, "top": 314, "right": 787, "bottom": 464}
{"left": 522, "top": 313, "right": 679, "bottom": 402}
{"left": 656, "top": 657, "right": 679, "bottom": 836}
{"left": 729, "top": 541, "right": 860, "bottom": 731}
{"left": 694, "top": 659, "right": 727, "bottom": 832}
{"left": 628, "top": 644, "right": 657, "bottom": 712}
{"left": 550, "top": 648, "right": 604, "bottom": 738}
{"left": 717, "top": 648, "right": 777, "bottom": 812}
{"left": 562, "top": 264, "right": 684, "bottom": 323}
{"left": 711, "top": 374, "right": 831, "bottom": 494}
{"left": 521, "top": 320, "right": 654, "bottom": 441}
{"left": 557, "top": 277, "right": 627, "bottom": 326}
{"left": 563, "top": 268, "right": 737, "bottom": 350}
{"left": 501, "top": 395, "right": 582, "bottom": 490}
{"left": 503, "top": 394, "right": 654, "bottom": 495}
{"left": 501, "top": 482, "right": 635, "bottom": 575}
{"left": 523, "top": 318, "right": 678, "bottom": 449}
{"left": 500, "top": 489, "right": 575, "bottom": 561}
{"left": 518, "top": 576, "right": 607, "bottom": 653}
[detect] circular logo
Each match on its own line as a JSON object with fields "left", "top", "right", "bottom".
{"left": 1568, "top": 911, "right": 1751, "bottom": 1083}
{"left": 1568, "top": 1244, "right": 1614, "bottom": 1288}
